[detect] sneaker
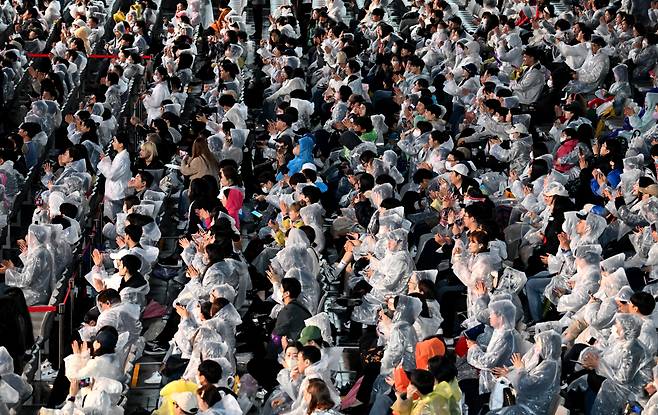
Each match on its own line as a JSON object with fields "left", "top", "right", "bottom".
{"left": 144, "top": 343, "right": 168, "bottom": 356}
{"left": 143, "top": 372, "right": 162, "bottom": 385}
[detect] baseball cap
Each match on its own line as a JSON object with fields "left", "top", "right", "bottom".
{"left": 299, "top": 325, "right": 322, "bottom": 345}
{"left": 275, "top": 135, "right": 293, "bottom": 147}
{"left": 301, "top": 162, "right": 317, "bottom": 172}
{"left": 171, "top": 392, "right": 198, "bottom": 414}
{"left": 505, "top": 124, "right": 528, "bottom": 135}
{"left": 447, "top": 163, "right": 469, "bottom": 176}
{"left": 544, "top": 183, "right": 568, "bottom": 197}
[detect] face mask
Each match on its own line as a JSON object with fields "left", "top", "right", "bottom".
{"left": 285, "top": 357, "right": 296, "bottom": 369}
{"left": 261, "top": 186, "right": 269, "bottom": 194}
{"left": 547, "top": 79, "right": 554, "bottom": 88}
{"left": 391, "top": 46, "right": 398, "bottom": 54}
{"left": 412, "top": 128, "right": 421, "bottom": 137}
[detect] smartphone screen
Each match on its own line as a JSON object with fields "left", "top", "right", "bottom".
{"left": 252, "top": 210, "right": 263, "bottom": 218}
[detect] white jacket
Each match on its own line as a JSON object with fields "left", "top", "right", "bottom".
{"left": 97, "top": 149, "right": 131, "bottom": 201}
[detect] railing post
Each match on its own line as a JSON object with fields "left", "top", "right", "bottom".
{"left": 57, "top": 302, "right": 65, "bottom": 364}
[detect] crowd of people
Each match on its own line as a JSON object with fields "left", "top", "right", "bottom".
{"left": 4, "top": 0, "right": 658, "bottom": 412}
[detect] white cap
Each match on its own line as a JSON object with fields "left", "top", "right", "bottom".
{"left": 301, "top": 162, "right": 317, "bottom": 172}
{"left": 544, "top": 183, "right": 568, "bottom": 197}
{"left": 109, "top": 250, "right": 129, "bottom": 260}
{"left": 506, "top": 124, "right": 528, "bottom": 135}
{"left": 448, "top": 163, "right": 469, "bottom": 176}
{"left": 171, "top": 392, "right": 198, "bottom": 413}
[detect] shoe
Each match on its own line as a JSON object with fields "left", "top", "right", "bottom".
{"left": 144, "top": 343, "right": 168, "bottom": 356}
{"left": 143, "top": 372, "right": 162, "bottom": 385}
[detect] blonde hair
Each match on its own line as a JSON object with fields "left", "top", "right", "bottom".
{"left": 140, "top": 141, "right": 158, "bottom": 163}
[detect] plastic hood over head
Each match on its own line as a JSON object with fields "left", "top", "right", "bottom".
{"left": 489, "top": 299, "right": 516, "bottom": 330}
{"left": 535, "top": 330, "right": 562, "bottom": 361}
{"left": 601, "top": 253, "right": 625, "bottom": 273}
{"left": 393, "top": 295, "right": 423, "bottom": 324}
{"left": 286, "top": 228, "right": 311, "bottom": 247}
{"left": 370, "top": 183, "right": 393, "bottom": 208}
{"left": 496, "top": 267, "right": 527, "bottom": 294}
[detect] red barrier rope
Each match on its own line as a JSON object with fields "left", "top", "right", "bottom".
{"left": 27, "top": 276, "right": 74, "bottom": 313}
{"left": 26, "top": 53, "right": 152, "bottom": 60}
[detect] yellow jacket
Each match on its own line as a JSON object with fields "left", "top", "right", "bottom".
{"left": 274, "top": 217, "right": 304, "bottom": 246}
{"left": 391, "top": 380, "right": 462, "bottom": 415}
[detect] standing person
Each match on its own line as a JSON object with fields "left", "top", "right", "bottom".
{"left": 142, "top": 66, "right": 171, "bottom": 123}
{"left": 97, "top": 133, "right": 132, "bottom": 220}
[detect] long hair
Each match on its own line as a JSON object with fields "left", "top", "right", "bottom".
{"left": 191, "top": 137, "right": 220, "bottom": 172}
{"left": 306, "top": 379, "right": 334, "bottom": 415}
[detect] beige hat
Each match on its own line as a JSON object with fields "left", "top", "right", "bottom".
{"left": 640, "top": 184, "right": 658, "bottom": 196}
{"left": 171, "top": 392, "right": 198, "bottom": 414}
{"left": 336, "top": 51, "right": 347, "bottom": 64}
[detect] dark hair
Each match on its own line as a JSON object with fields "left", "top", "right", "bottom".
{"left": 123, "top": 195, "right": 141, "bottom": 211}
{"left": 59, "top": 203, "right": 78, "bottom": 219}
{"left": 409, "top": 369, "right": 435, "bottom": 395}
{"left": 124, "top": 224, "right": 143, "bottom": 245}
{"left": 428, "top": 355, "right": 458, "bottom": 383}
{"left": 94, "top": 326, "right": 119, "bottom": 356}
{"left": 198, "top": 359, "right": 222, "bottom": 384}
{"left": 630, "top": 292, "right": 656, "bottom": 316}
{"left": 119, "top": 254, "right": 141, "bottom": 275}
{"left": 97, "top": 288, "right": 121, "bottom": 305}
{"left": 299, "top": 345, "right": 322, "bottom": 364}
{"left": 301, "top": 186, "right": 322, "bottom": 204}
{"left": 197, "top": 384, "right": 222, "bottom": 407}
{"left": 135, "top": 170, "right": 154, "bottom": 188}
{"left": 281, "top": 277, "right": 302, "bottom": 299}
{"left": 206, "top": 243, "right": 229, "bottom": 266}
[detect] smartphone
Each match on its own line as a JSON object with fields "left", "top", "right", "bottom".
{"left": 252, "top": 210, "right": 263, "bottom": 218}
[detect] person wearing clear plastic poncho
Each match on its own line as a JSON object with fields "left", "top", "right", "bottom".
{"left": 78, "top": 288, "right": 142, "bottom": 345}
{"left": 265, "top": 343, "right": 302, "bottom": 415}
{"left": 0, "top": 346, "right": 31, "bottom": 410}
{"left": 379, "top": 295, "right": 422, "bottom": 376}
{"left": 270, "top": 228, "right": 320, "bottom": 280}
{"left": 451, "top": 229, "right": 502, "bottom": 318}
{"left": 1, "top": 224, "right": 54, "bottom": 305}
{"left": 268, "top": 267, "right": 321, "bottom": 316}
{"left": 642, "top": 366, "right": 658, "bottom": 414}
{"left": 58, "top": 326, "right": 126, "bottom": 415}
{"left": 351, "top": 228, "right": 415, "bottom": 326}
{"left": 470, "top": 267, "right": 526, "bottom": 329}
{"left": 579, "top": 313, "right": 646, "bottom": 415}
{"left": 283, "top": 345, "right": 340, "bottom": 415}
{"left": 544, "top": 211, "right": 607, "bottom": 280}
{"left": 489, "top": 330, "right": 562, "bottom": 415}
{"left": 299, "top": 202, "right": 326, "bottom": 253}
{"left": 221, "top": 127, "right": 248, "bottom": 165}
{"left": 408, "top": 270, "right": 444, "bottom": 340}
{"left": 467, "top": 299, "right": 525, "bottom": 394}
{"left": 543, "top": 244, "right": 602, "bottom": 315}
{"left": 44, "top": 223, "right": 72, "bottom": 277}
{"left": 561, "top": 266, "right": 628, "bottom": 350}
